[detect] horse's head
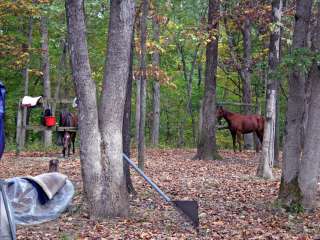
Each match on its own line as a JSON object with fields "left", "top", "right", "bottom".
{"left": 216, "top": 105, "right": 225, "bottom": 124}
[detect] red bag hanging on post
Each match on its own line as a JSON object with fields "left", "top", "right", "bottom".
{"left": 44, "top": 116, "right": 56, "bottom": 127}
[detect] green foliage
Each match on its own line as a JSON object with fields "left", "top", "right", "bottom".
{"left": 285, "top": 203, "right": 304, "bottom": 214}
{"left": 0, "top": 0, "right": 310, "bottom": 151}
{"left": 59, "top": 234, "right": 72, "bottom": 240}
{"left": 271, "top": 199, "right": 304, "bottom": 214}
{"left": 281, "top": 48, "right": 314, "bottom": 74}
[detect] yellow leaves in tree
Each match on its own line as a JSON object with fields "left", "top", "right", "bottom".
{"left": 134, "top": 65, "right": 176, "bottom": 89}
{"left": 28, "top": 69, "right": 43, "bottom": 77}
{"left": 10, "top": 51, "right": 30, "bottom": 69}
{"left": 146, "top": 40, "right": 165, "bottom": 54}
{"left": 254, "top": 48, "right": 269, "bottom": 61}
{"left": 0, "top": 0, "right": 39, "bottom": 18}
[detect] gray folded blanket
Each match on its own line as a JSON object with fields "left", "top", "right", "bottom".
{"left": 4, "top": 172, "right": 74, "bottom": 225}
{"left": 23, "top": 173, "right": 68, "bottom": 200}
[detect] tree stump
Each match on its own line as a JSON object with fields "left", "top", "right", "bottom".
{"left": 48, "top": 159, "right": 59, "bottom": 172}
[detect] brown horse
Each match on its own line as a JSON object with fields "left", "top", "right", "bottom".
{"left": 216, "top": 106, "right": 264, "bottom": 152}
{"left": 59, "top": 110, "right": 78, "bottom": 157}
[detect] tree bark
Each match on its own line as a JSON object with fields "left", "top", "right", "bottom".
{"left": 137, "top": 0, "right": 148, "bottom": 171}
{"left": 40, "top": 15, "right": 52, "bottom": 147}
{"left": 241, "top": 17, "right": 254, "bottom": 149}
{"left": 123, "top": 30, "right": 135, "bottom": 194}
{"left": 274, "top": 95, "right": 280, "bottom": 167}
{"left": 66, "top": 0, "right": 102, "bottom": 212}
{"left": 66, "top": 0, "right": 134, "bottom": 217}
{"left": 274, "top": 0, "right": 287, "bottom": 168}
{"left": 257, "top": 0, "right": 283, "bottom": 179}
{"left": 297, "top": 2, "right": 320, "bottom": 211}
{"left": 256, "top": 89, "right": 276, "bottom": 179}
{"left": 151, "top": 11, "right": 160, "bottom": 147}
{"left": 135, "top": 67, "right": 141, "bottom": 145}
{"left": 194, "top": 0, "right": 220, "bottom": 160}
{"left": 99, "top": 0, "right": 134, "bottom": 217}
{"left": 278, "top": 0, "right": 312, "bottom": 206}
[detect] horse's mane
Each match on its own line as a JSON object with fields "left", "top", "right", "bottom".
{"left": 220, "top": 107, "right": 234, "bottom": 117}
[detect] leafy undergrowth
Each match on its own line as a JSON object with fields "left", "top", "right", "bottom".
{"left": 1, "top": 149, "right": 320, "bottom": 239}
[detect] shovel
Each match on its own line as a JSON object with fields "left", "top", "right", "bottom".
{"left": 123, "top": 154, "right": 199, "bottom": 230}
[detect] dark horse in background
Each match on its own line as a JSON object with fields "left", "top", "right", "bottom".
{"left": 58, "top": 110, "right": 78, "bottom": 157}
{"left": 216, "top": 106, "right": 264, "bottom": 152}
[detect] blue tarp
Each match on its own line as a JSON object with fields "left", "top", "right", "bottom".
{"left": 0, "top": 81, "right": 6, "bottom": 160}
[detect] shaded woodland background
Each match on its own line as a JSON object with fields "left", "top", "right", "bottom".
{"left": 2, "top": 0, "right": 320, "bottom": 238}
{"left": 0, "top": 0, "right": 291, "bottom": 149}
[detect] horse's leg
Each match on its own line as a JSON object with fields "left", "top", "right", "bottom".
{"left": 257, "top": 131, "right": 263, "bottom": 152}
{"left": 257, "top": 131, "right": 263, "bottom": 144}
{"left": 231, "top": 131, "right": 236, "bottom": 152}
{"left": 68, "top": 139, "right": 71, "bottom": 157}
{"left": 237, "top": 132, "right": 242, "bottom": 152}
{"left": 72, "top": 139, "right": 74, "bottom": 155}
{"left": 72, "top": 133, "right": 75, "bottom": 155}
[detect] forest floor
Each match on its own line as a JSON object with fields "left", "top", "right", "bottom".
{"left": 1, "top": 149, "right": 320, "bottom": 240}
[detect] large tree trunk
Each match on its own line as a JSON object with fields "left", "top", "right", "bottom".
{"left": 137, "top": 0, "right": 148, "bottom": 170}
{"left": 40, "top": 15, "right": 52, "bottom": 147}
{"left": 123, "top": 30, "right": 135, "bottom": 194}
{"left": 274, "top": 96, "right": 280, "bottom": 167}
{"left": 257, "top": 0, "right": 283, "bottom": 179}
{"left": 298, "top": 2, "right": 320, "bottom": 211}
{"left": 241, "top": 18, "right": 254, "bottom": 150}
{"left": 274, "top": 0, "right": 287, "bottom": 168}
{"left": 256, "top": 89, "right": 276, "bottom": 179}
{"left": 193, "top": 0, "right": 220, "bottom": 160}
{"left": 98, "top": 0, "right": 134, "bottom": 217}
{"left": 66, "top": 0, "right": 134, "bottom": 217}
{"left": 66, "top": 0, "right": 102, "bottom": 213}
{"left": 135, "top": 68, "right": 140, "bottom": 145}
{"left": 151, "top": 11, "right": 160, "bottom": 147}
{"left": 278, "top": 0, "right": 312, "bottom": 206}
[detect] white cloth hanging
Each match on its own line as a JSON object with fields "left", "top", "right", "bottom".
{"left": 21, "top": 96, "right": 42, "bottom": 107}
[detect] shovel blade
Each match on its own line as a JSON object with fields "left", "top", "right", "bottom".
{"left": 173, "top": 200, "right": 199, "bottom": 228}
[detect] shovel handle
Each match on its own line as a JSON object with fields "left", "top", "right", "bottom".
{"left": 123, "top": 154, "right": 171, "bottom": 203}
{"left": 0, "top": 180, "right": 16, "bottom": 240}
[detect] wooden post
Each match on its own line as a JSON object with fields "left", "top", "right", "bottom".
{"left": 16, "top": 102, "right": 23, "bottom": 155}
{"left": 42, "top": 98, "right": 52, "bottom": 147}
{"left": 19, "top": 102, "right": 29, "bottom": 150}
